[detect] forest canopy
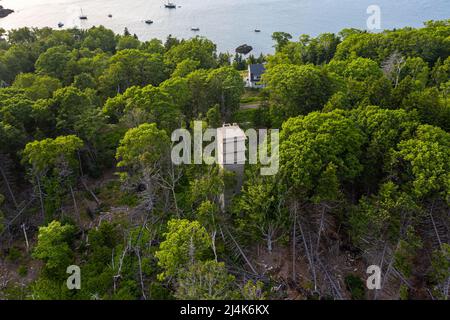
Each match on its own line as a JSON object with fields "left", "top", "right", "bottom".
{"left": 0, "top": 20, "right": 449, "bottom": 300}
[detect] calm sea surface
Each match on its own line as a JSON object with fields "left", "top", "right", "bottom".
{"left": 0, "top": 0, "right": 449, "bottom": 54}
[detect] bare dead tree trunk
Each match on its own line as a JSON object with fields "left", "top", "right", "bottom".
{"left": 113, "top": 237, "right": 130, "bottom": 294}
{"left": 0, "top": 197, "right": 35, "bottom": 238}
{"left": 297, "top": 218, "right": 317, "bottom": 292}
{"left": 111, "top": 248, "right": 115, "bottom": 270}
{"left": 157, "top": 162, "right": 182, "bottom": 217}
{"left": 135, "top": 247, "right": 147, "bottom": 300}
{"left": 392, "top": 267, "right": 414, "bottom": 290}
{"left": 378, "top": 242, "right": 401, "bottom": 299}
{"left": 69, "top": 185, "right": 80, "bottom": 224}
{"left": 428, "top": 202, "right": 442, "bottom": 248}
{"left": 0, "top": 164, "right": 18, "bottom": 208}
{"left": 372, "top": 244, "right": 388, "bottom": 300}
{"left": 171, "top": 187, "right": 179, "bottom": 217}
{"left": 36, "top": 175, "right": 45, "bottom": 222}
{"left": 187, "top": 236, "right": 196, "bottom": 268}
{"left": 292, "top": 210, "right": 297, "bottom": 282}
{"left": 211, "top": 230, "right": 218, "bottom": 262}
{"left": 77, "top": 151, "right": 84, "bottom": 177}
{"left": 262, "top": 224, "right": 275, "bottom": 253}
{"left": 81, "top": 178, "right": 101, "bottom": 205}
{"left": 317, "top": 257, "right": 344, "bottom": 300}
{"left": 224, "top": 226, "right": 258, "bottom": 275}
{"left": 394, "top": 66, "right": 401, "bottom": 88}
{"left": 21, "top": 224, "right": 29, "bottom": 252}
{"left": 78, "top": 150, "right": 102, "bottom": 204}
{"left": 316, "top": 205, "right": 326, "bottom": 251}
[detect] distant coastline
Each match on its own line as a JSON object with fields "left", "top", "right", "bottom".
{"left": 0, "top": 0, "right": 448, "bottom": 55}
{"left": 0, "top": 5, "right": 14, "bottom": 19}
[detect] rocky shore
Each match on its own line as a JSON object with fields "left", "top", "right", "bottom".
{"left": 235, "top": 44, "right": 253, "bottom": 55}
{"left": 0, "top": 5, "right": 14, "bottom": 19}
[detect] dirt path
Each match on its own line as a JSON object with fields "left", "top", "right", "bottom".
{"left": 240, "top": 102, "right": 262, "bottom": 110}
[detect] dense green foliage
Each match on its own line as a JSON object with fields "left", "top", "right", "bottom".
{"left": 0, "top": 20, "right": 449, "bottom": 300}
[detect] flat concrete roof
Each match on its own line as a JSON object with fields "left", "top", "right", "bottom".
{"left": 217, "top": 124, "right": 247, "bottom": 141}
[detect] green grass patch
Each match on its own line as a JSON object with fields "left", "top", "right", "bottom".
{"left": 232, "top": 108, "right": 258, "bottom": 126}
{"left": 240, "top": 96, "right": 263, "bottom": 104}
{"left": 240, "top": 87, "right": 264, "bottom": 104}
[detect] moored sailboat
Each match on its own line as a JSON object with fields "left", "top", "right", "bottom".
{"left": 164, "top": 1, "right": 176, "bottom": 9}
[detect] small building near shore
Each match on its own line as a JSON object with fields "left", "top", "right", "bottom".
{"left": 245, "top": 63, "right": 266, "bottom": 88}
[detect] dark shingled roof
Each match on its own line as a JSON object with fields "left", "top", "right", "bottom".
{"left": 249, "top": 64, "right": 265, "bottom": 77}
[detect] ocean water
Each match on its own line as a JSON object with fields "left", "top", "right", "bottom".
{"left": 0, "top": 0, "right": 449, "bottom": 54}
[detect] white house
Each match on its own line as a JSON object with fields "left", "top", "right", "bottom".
{"left": 245, "top": 63, "right": 266, "bottom": 88}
